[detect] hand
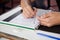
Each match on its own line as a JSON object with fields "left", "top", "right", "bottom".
{"left": 21, "top": 0, "right": 37, "bottom": 18}
{"left": 37, "top": 12, "right": 60, "bottom": 27}
{"left": 23, "top": 7, "right": 37, "bottom": 18}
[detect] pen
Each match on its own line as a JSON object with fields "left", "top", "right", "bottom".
{"left": 37, "top": 33, "right": 60, "bottom": 40}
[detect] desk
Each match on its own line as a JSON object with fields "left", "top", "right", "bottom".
{"left": 0, "top": 6, "right": 60, "bottom": 40}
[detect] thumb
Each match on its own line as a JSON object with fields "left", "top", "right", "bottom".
{"left": 33, "top": 7, "right": 37, "bottom": 12}
{"left": 33, "top": 7, "right": 37, "bottom": 14}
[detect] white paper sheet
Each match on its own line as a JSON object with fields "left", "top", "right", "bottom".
{"left": 10, "top": 9, "right": 51, "bottom": 28}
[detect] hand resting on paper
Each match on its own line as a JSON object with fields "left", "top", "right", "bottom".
{"left": 37, "top": 12, "right": 60, "bottom": 27}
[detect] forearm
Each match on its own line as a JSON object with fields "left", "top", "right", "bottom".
{"left": 21, "top": 0, "right": 35, "bottom": 7}
{"left": 21, "top": 0, "right": 31, "bottom": 7}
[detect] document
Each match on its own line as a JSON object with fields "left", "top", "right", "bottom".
{"left": 10, "top": 9, "right": 51, "bottom": 29}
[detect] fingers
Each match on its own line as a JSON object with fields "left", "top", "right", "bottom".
{"left": 21, "top": 0, "right": 37, "bottom": 18}
{"left": 37, "top": 16, "right": 53, "bottom": 27}
{"left": 26, "top": 6, "right": 37, "bottom": 16}
{"left": 24, "top": 8, "right": 31, "bottom": 16}
{"left": 37, "top": 16, "right": 50, "bottom": 22}
{"left": 40, "top": 12, "right": 54, "bottom": 19}
{"left": 33, "top": 7, "right": 37, "bottom": 12}
{"left": 23, "top": 9, "right": 30, "bottom": 18}
{"left": 23, "top": 8, "right": 34, "bottom": 18}
{"left": 23, "top": 6, "right": 37, "bottom": 18}
{"left": 21, "top": 0, "right": 36, "bottom": 18}
{"left": 40, "top": 21, "right": 53, "bottom": 27}
{"left": 37, "top": 12, "right": 60, "bottom": 27}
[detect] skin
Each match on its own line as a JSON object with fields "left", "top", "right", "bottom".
{"left": 21, "top": 0, "right": 36, "bottom": 18}
{"left": 37, "top": 12, "right": 60, "bottom": 27}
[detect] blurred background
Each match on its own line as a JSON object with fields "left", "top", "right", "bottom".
{"left": 0, "top": 0, "right": 20, "bottom": 15}
{"left": 0, "top": 0, "right": 58, "bottom": 15}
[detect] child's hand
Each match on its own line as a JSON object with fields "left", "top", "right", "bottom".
{"left": 37, "top": 12, "right": 60, "bottom": 27}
